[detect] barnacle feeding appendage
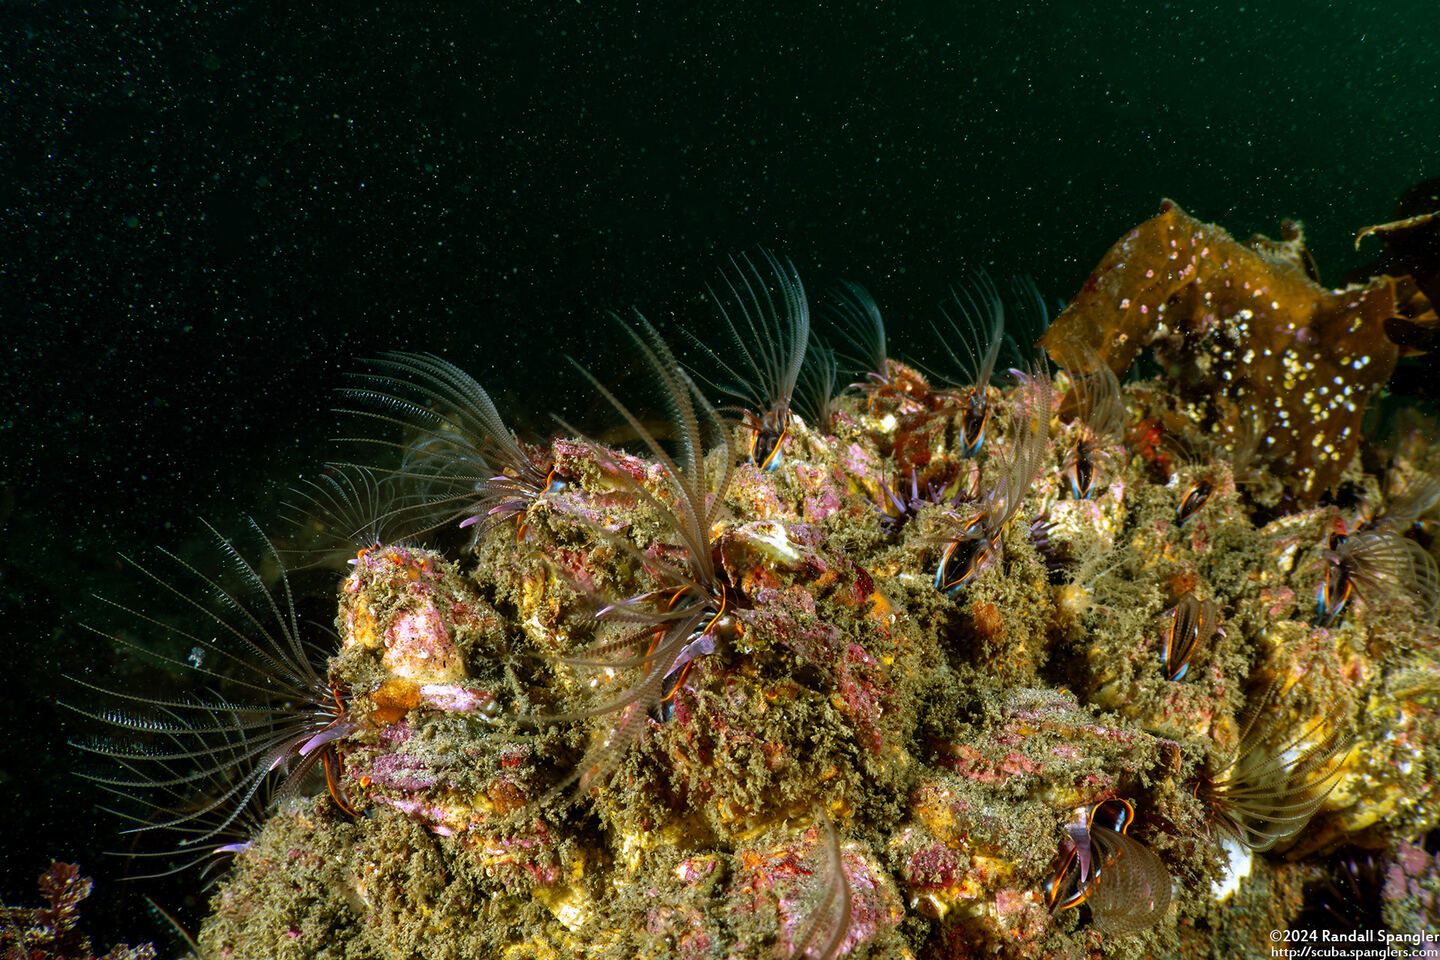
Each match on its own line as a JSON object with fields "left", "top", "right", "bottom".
{"left": 786, "top": 811, "right": 853, "bottom": 960}
{"left": 689, "top": 248, "right": 811, "bottom": 471}
{"left": 1316, "top": 527, "right": 1440, "bottom": 627}
{"left": 1193, "top": 680, "right": 1350, "bottom": 853}
{"left": 337, "top": 351, "right": 561, "bottom": 541}
{"left": 537, "top": 313, "right": 737, "bottom": 801}
{"left": 823, "top": 279, "right": 889, "bottom": 389}
{"left": 933, "top": 364, "right": 1051, "bottom": 594}
{"left": 280, "top": 463, "right": 418, "bottom": 569}
{"left": 933, "top": 270, "right": 1007, "bottom": 458}
{"left": 1053, "top": 337, "right": 1125, "bottom": 500}
{"left": 1044, "top": 798, "right": 1173, "bottom": 934}
{"left": 794, "top": 341, "right": 840, "bottom": 436}
{"left": 65, "top": 520, "right": 360, "bottom": 876}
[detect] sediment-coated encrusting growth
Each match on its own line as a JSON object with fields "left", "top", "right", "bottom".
{"left": 83, "top": 209, "right": 1440, "bottom": 959}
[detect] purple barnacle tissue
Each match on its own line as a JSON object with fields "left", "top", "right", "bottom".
{"left": 367, "top": 752, "right": 439, "bottom": 793}
{"left": 418, "top": 682, "right": 500, "bottom": 717}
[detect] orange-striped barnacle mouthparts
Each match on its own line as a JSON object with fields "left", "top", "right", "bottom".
{"left": 1045, "top": 798, "right": 1172, "bottom": 934}
{"left": 1176, "top": 476, "right": 1214, "bottom": 526}
{"left": 1054, "top": 338, "right": 1125, "bottom": 500}
{"left": 1315, "top": 531, "right": 1354, "bottom": 626}
{"left": 1065, "top": 437, "right": 1098, "bottom": 500}
{"left": 933, "top": 270, "right": 1006, "bottom": 459}
{"left": 934, "top": 531, "right": 994, "bottom": 596}
{"left": 1161, "top": 595, "right": 1221, "bottom": 681}
{"left": 1315, "top": 526, "right": 1440, "bottom": 627}
{"left": 747, "top": 405, "right": 790, "bottom": 472}
{"left": 689, "top": 249, "right": 812, "bottom": 474}
{"left": 958, "top": 387, "right": 991, "bottom": 459}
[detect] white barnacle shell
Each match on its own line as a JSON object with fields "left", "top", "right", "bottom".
{"left": 729, "top": 519, "right": 805, "bottom": 570}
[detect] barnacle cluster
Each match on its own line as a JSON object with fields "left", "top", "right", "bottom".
{"left": 75, "top": 204, "right": 1440, "bottom": 959}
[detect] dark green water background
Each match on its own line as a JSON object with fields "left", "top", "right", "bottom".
{"left": 1, "top": 0, "right": 1435, "bottom": 950}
